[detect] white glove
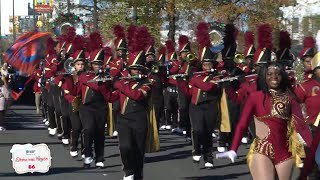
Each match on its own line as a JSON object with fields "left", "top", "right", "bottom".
{"left": 38, "top": 78, "right": 42, "bottom": 87}
{"left": 216, "top": 150, "right": 237, "bottom": 163}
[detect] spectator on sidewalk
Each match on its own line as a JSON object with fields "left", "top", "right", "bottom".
{"left": 0, "top": 79, "right": 10, "bottom": 131}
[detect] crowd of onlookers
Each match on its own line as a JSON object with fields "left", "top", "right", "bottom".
{"left": 0, "top": 63, "right": 12, "bottom": 131}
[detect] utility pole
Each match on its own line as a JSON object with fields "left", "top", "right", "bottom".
{"left": 13, "top": 0, "right": 16, "bottom": 41}
{"left": 67, "top": 0, "right": 71, "bottom": 14}
{"left": 132, "top": 6, "right": 137, "bottom": 25}
{"left": 93, "top": 0, "right": 98, "bottom": 30}
{"left": 33, "top": 0, "right": 36, "bottom": 30}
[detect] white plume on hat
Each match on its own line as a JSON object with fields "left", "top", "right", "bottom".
{"left": 316, "top": 30, "right": 320, "bottom": 52}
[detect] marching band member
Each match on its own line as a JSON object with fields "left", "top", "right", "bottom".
{"left": 156, "top": 46, "right": 169, "bottom": 130}
{"left": 29, "top": 66, "right": 42, "bottom": 114}
{"left": 44, "top": 37, "right": 60, "bottom": 136}
{"left": 177, "top": 22, "right": 220, "bottom": 168}
{"left": 297, "top": 32, "right": 320, "bottom": 179}
{"left": 163, "top": 40, "right": 179, "bottom": 131}
{"left": 114, "top": 26, "right": 156, "bottom": 180}
{"left": 61, "top": 35, "right": 85, "bottom": 157}
{"left": 276, "top": 31, "right": 295, "bottom": 69}
{"left": 53, "top": 28, "right": 76, "bottom": 144}
{"left": 171, "top": 35, "right": 199, "bottom": 139}
{"left": 244, "top": 31, "right": 256, "bottom": 74}
{"left": 145, "top": 36, "right": 165, "bottom": 129}
{"left": 218, "top": 23, "right": 239, "bottom": 152}
{"left": 217, "top": 62, "right": 312, "bottom": 180}
{"left": 78, "top": 32, "right": 117, "bottom": 168}
{"left": 299, "top": 36, "right": 316, "bottom": 81}
{"left": 109, "top": 24, "right": 128, "bottom": 137}
{"left": 109, "top": 24, "right": 127, "bottom": 77}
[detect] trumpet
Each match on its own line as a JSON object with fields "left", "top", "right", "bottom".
{"left": 185, "top": 53, "right": 196, "bottom": 63}
{"left": 234, "top": 53, "right": 246, "bottom": 64}
{"left": 151, "top": 65, "right": 159, "bottom": 74}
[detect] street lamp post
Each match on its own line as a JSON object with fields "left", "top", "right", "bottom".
{"left": 33, "top": 0, "right": 36, "bottom": 29}
{"left": 13, "top": 0, "right": 16, "bottom": 41}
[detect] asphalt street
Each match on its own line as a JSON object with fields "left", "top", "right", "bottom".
{"left": 0, "top": 105, "right": 299, "bottom": 180}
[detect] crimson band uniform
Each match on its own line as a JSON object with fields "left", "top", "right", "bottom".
{"left": 164, "top": 40, "right": 179, "bottom": 128}
{"left": 178, "top": 23, "right": 220, "bottom": 165}
{"left": 109, "top": 25, "right": 128, "bottom": 135}
{"left": 77, "top": 32, "right": 116, "bottom": 165}
{"left": 171, "top": 35, "right": 199, "bottom": 137}
{"left": 298, "top": 37, "right": 320, "bottom": 180}
{"left": 219, "top": 24, "right": 240, "bottom": 148}
{"left": 44, "top": 37, "right": 60, "bottom": 131}
{"left": 59, "top": 30, "right": 77, "bottom": 140}
{"left": 62, "top": 35, "right": 86, "bottom": 153}
{"left": 116, "top": 26, "right": 154, "bottom": 180}
{"left": 145, "top": 38, "right": 165, "bottom": 128}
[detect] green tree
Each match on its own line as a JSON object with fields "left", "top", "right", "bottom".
{"left": 99, "top": 0, "right": 163, "bottom": 47}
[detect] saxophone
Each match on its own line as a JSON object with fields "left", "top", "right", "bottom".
{"left": 71, "top": 96, "right": 81, "bottom": 113}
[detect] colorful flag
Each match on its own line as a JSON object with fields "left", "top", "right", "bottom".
{"left": 3, "top": 32, "right": 52, "bottom": 75}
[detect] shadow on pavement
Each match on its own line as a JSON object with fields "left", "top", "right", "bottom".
{"left": 159, "top": 143, "right": 190, "bottom": 152}
{"left": 0, "top": 167, "right": 121, "bottom": 177}
{"left": 0, "top": 141, "right": 62, "bottom": 146}
{"left": 105, "top": 153, "right": 120, "bottom": 159}
{"left": 145, "top": 150, "right": 191, "bottom": 163}
{"left": 212, "top": 159, "right": 247, "bottom": 169}
{"left": 184, "top": 172, "right": 250, "bottom": 180}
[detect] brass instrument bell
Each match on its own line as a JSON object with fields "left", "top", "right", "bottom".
{"left": 234, "top": 53, "right": 245, "bottom": 64}
{"left": 151, "top": 65, "right": 159, "bottom": 74}
{"left": 186, "top": 53, "right": 196, "bottom": 63}
{"left": 64, "top": 58, "right": 76, "bottom": 74}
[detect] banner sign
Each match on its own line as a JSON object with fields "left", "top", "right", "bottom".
{"left": 10, "top": 144, "right": 51, "bottom": 174}
{"left": 35, "top": 5, "right": 53, "bottom": 13}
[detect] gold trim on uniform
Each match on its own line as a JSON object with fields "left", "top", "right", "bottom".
{"left": 121, "top": 83, "right": 138, "bottom": 114}
{"left": 132, "top": 51, "right": 143, "bottom": 66}
{"left": 314, "top": 113, "right": 320, "bottom": 127}
{"left": 257, "top": 48, "right": 265, "bottom": 63}
{"left": 93, "top": 49, "right": 103, "bottom": 62}
{"left": 139, "top": 89, "right": 147, "bottom": 97}
{"left": 83, "top": 86, "right": 89, "bottom": 104}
